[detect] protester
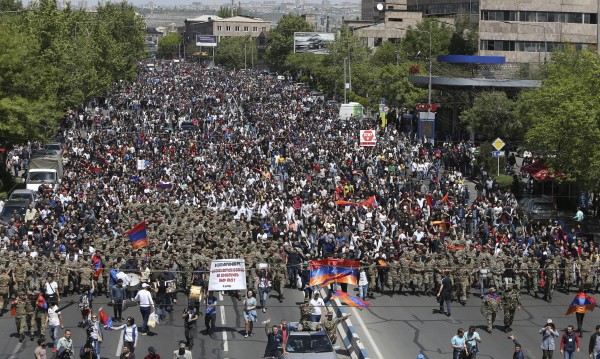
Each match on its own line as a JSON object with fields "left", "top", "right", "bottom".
{"left": 451, "top": 328, "right": 466, "bottom": 359}
{"left": 182, "top": 304, "right": 198, "bottom": 350}
{"left": 106, "top": 317, "right": 137, "bottom": 352}
{"left": 172, "top": 343, "right": 192, "bottom": 359}
{"left": 144, "top": 346, "right": 161, "bottom": 359}
{"left": 204, "top": 291, "right": 218, "bottom": 337}
{"left": 46, "top": 301, "right": 63, "bottom": 353}
{"left": 463, "top": 326, "right": 481, "bottom": 359}
{"left": 135, "top": 283, "right": 155, "bottom": 335}
{"left": 560, "top": 325, "right": 580, "bottom": 359}
{"left": 56, "top": 329, "right": 74, "bottom": 357}
{"left": 264, "top": 319, "right": 283, "bottom": 359}
{"left": 243, "top": 290, "right": 257, "bottom": 338}
{"left": 509, "top": 335, "right": 525, "bottom": 359}
{"left": 35, "top": 338, "right": 48, "bottom": 359}
{"left": 540, "top": 319, "right": 559, "bottom": 359}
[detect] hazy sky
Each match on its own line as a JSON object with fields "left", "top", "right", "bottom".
{"left": 129, "top": 0, "right": 358, "bottom": 5}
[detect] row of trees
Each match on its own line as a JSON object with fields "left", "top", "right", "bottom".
{"left": 0, "top": 0, "right": 146, "bottom": 140}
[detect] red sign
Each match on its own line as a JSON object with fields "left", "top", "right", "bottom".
{"left": 416, "top": 103, "right": 437, "bottom": 112}
{"left": 360, "top": 130, "right": 376, "bottom": 147}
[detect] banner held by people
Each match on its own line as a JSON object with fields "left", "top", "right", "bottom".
{"left": 208, "top": 259, "right": 247, "bottom": 291}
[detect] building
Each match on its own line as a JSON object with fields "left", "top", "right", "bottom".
{"left": 479, "top": 0, "right": 599, "bottom": 63}
{"left": 352, "top": 0, "right": 423, "bottom": 47}
{"left": 184, "top": 15, "right": 270, "bottom": 45}
{"left": 406, "top": 0, "right": 479, "bottom": 18}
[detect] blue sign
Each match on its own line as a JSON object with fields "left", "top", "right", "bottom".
{"left": 491, "top": 151, "right": 505, "bottom": 157}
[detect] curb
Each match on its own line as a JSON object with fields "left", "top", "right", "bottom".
{"left": 321, "top": 288, "right": 370, "bottom": 359}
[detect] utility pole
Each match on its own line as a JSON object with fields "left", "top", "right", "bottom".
{"left": 347, "top": 38, "right": 352, "bottom": 91}
{"left": 343, "top": 57, "right": 347, "bottom": 104}
{"left": 251, "top": 42, "right": 254, "bottom": 69}
{"left": 244, "top": 43, "right": 247, "bottom": 70}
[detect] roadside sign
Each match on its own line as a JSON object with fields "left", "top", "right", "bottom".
{"left": 492, "top": 138, "right": 505, "bottom": 151}
{"left": 491, "top": 151, "right": 505, "bottom": 157}
{"left": 360, "top": 130, "right": 376, "bottom": 147}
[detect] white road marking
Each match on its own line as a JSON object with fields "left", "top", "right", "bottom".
{"left": 351, "top": 306, "right": 384, "bottom": 359}
{"left": 9, "top": 343, "right": 22, "bottom": 359}
{"left": 219, "top": 292, "right": 228, "bottom": 351}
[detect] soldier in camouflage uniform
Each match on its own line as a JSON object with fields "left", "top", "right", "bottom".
{"left": 490, "top": 258, "right": 505, "bottom": 292}
{"left": 367, "top": 259, "right": 377, "bottom": 299}
{"left": 0, "top": 267, "right": 11, "bottom": 316}
{"left": 422, "top": 255, "right": 435, "bottom": 296}
{"left": 13, "top": 292, "right": 29, "bottom": 342}
{"left": 13, "top": 257, "right": 27, "bottom": 293}
{"left": 528, "top": 255, "right": 540, "bottom": 298}
{"left": 320, "top": 312, "right": 351, "bottom": 345}
{"left": 387, "top": 259, "right": 399, "bottom": 296}
{"left": 397, "top": 253, "right": 411, "bottom": 295}
{"left": 298, "top": 300, "right": 314, "bottom": 331}
{"left": 25, "top": 291, "right": 36, "bottom": 341}
{"left": 480, "top": 287, "right": 502, "bottom": 333}
{"left": 33, "top": 291, "right": 48, "bottom": 339}
{"left": 457, "top": 258, "right": 471, "bottom": 305}
{"left": 563, "top": 254, "right": 575, "bottom": 294}
{"left": 272, "top": 262, "right": 286, "bottom": 303}
{"left": 411, "top": 255, "right": 425, "bottom": 296}
{"left": 501, "top": 284, "right": 521, "bottom": 333}
{"left": 544, "top": 257, "right": 558, "bottom": 303}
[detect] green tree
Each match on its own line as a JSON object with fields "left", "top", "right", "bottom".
{"left": 366, "top": 64, "right": 427, "bottom": 108}
{"left": 264, "top": 14, "right": 313, "bottom": 73}
{"left": 448, "top": 14, "right": 479, "bottom": 55}
{"left": 518, "top": 47, "right": 600, "bottom": 190}
{"left": 460, "top": 91, "right": 521, "bottom": 143}
{"left": 158, "top": 33, "right": 181, "bottom": 59}
{"left": 371, "top": 41, "right": 400, "bottom": 66}
{"left": 402, "top": 18, "right": 453, "bottom": 58}
{"left": 217, "top": 6, "right": 242, "bottom": 18}
{"left": 215, "top": 36, "right": 256, "bottom": 69}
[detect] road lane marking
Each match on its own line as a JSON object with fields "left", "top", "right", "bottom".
{"left": 351, "top": 306, "right": 384, "bottom": 359}
{"left": 9, "top": 343, "right": 22, "bottom": 359}
{"left": 219, "top": 292, "right": 228, "bottom": 351}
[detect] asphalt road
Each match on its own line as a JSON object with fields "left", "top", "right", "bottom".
{"left": 0, "top": 287, "right": 350, "bottom": 359}
{"left": 348, "top": 285, "right": 598, "bottom": 359}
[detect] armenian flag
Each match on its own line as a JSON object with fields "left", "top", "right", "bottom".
{"left": 359, "top": 196, "right": 378, "bottom": 208}
{"left": 126, "top": 221, "right": 148, "bottom": 249}
{"left": 565, "top": 292, "right": 598, "bottom": 315}
{"left": 99, "top": 308, "right": 112, "bottom": 327}
{"left": 334, "top": 200, "right": 358, "bottom": 207}
{"left": 331, "top": 290, "right": 371, "bottom": 309}
{"left": 309, "top": 259, "right": 359, "bottom": 287}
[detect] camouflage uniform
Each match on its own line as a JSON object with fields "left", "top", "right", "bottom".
{"left": 33, "top": 293, "right": 48, "bottom": 338}
{"left": 544, "top": 258, "right": 558, "bottom": 302}
{"left": 320, "top": 314, "right": 350, "bottom": 345}
{"left": 501, "top": 286, "right": 521, "bottom": 333}
{"left": 491, "top": 259, "right": 505, "bottom": 292}
{"left": 14, "top": 293, "right": 29, "bottom": 341}
{"left": 480, "top": 289, "right": 502, "bottom": 333}
{"left": 398, "top": 255, "right": 411, "bottom": 294}
{"left": 299, "top": 303, "right": 314, "bottom": 331}
{"left": 411, "top": 256, "right": 425, "bottom": 295}
{"left": 367, "top": 262, "right": 378, "bottom": 298}
{"left": 422, "top": 255, "right": 435, "bottom": 295}
{"left": 528, "top": 256, "right": 540, "bottom": 297}
{"left": 0, "top": 269, "right": 11, "bottom": 315}
{"left": 562, "top": 256, "right": 575, "bottom": 293}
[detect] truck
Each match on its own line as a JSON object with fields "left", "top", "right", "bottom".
{"left": 26, "top": 154, "right": 64, "bottom": 192}
{"left": 338, "top": 102, "right": 366, "bottom": 121}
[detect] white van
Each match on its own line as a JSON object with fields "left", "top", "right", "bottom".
{"left": 338, "top": 102, "right": 366, "bottom": 121}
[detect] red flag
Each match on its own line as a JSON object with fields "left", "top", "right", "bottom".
{"left": 426, "top": 194, "right": 433, "bottom": 209}
{"left": 441, "top": 193, "right": 449, "bottom": 203}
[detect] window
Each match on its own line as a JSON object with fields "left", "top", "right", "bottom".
{"left": 226, "top": 26, "right": 231, "bottom": 31}
{"left": 217, "top": 26, "right": 222, "bottom": 31}
{"left": 253, "top": 26, "right": 258, "bottom": 31}
{"left": 563, "top": 13, "right": 583, "bottom": 23}
{"left": 244, "top": 26, "right": 249, "bottom": 31}
{"left": 481, "top": 10, "right": 516, "bottom": 21}
{"left": 235, "top": 26, "right": 240, "bottom": 31}
{"left": 480, "top": 40, "right": 515, "bottom": 51}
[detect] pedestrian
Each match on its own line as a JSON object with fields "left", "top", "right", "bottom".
{"left": 437, "top": 271, "right": 452, "bottom": 316}
{"left": 480, "top": 287, "right": 501, "bottom": 333}
{"left": 111, "top": 278, "right": 126, "bottom": 322}
{"left": 358, "top": 266, "right": 369, "bottom": 300}
{"left": 257, "top": 268, "right": 272, "bottom": 313}
{"left": 463, "top": 326, "right": 481, "bottom": 359}
{"left": 172, "top": 343, "right": 192, "bottom": 359}
{"left": 56, "top": 329, "right": 74, "bottom": 358}
{"left": 566, "top": 288, "right": 597, "bottom": 338}
{"left": 451, "top": 328, "right": 467, "bottom": 359}
{"left": 46, "top": 301, "right": 63, "bottom": 353}
{"left": 120, "top": 345, "right": 136, "bottom": 359}
{"left": 309, "top": 293, "right": 326, "bottom": 323}
{"left": 106, "top": 317, "right": 137, "bottom": 353}
{"left": 182, "top": 304, "right": 198, "bottom": 350}
{"left": 34, "top": 338, "right": 47, "bottom": 359}
{"left": 502, "top": 284, "right": 521, "bottom": 333}
{"left": 560, "top": 325, "right": 580, "bottom": 359}
{"left": 540, "top": 319, "right": 559, "bottom": 359}
{"left": 243, "top": 290, "right": 257, "bottom": 338}
{"left": 87, "top": 312, "right": 103, "bottom": 359}
{"left": 134, "top": 283, "right": 155, "bottom": 335}
{"left": 508, "top": 335, "right": 525, "bottom": 359}
{"left": 144, "top": 346, "right": 161, "bottom": 359}
{"left": 264, "top": 319, "right": 283, "bottom": 359}
{"left": 204, "top": 291, "right": 217, "bottom": 337}
{"left": 588, "top": 325, "right": 600, "bottom": 358}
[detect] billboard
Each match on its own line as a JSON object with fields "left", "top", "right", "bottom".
{"left": 196, "top": 35, "right": 217, "bottom": 47}
{"left": 294, "top": 32, "right": 335, "bottom": 54}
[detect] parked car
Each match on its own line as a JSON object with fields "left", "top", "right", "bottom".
{"left": 284, "top": 322, "right": 338, "bottom": 359}
{"left": 518, "top": 196, "right": 558, "bottom": 221}
{"left": 8, "top": 189, "right": 38, "bottom": 206}
{"left": 0, "top": 199, "right": 28, "bottom": 224}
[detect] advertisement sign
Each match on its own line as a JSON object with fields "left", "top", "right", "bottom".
{"left": 294, "top": 32, "right": 335, "bottom": 54}
{"left": 208, "top": 259, "right": 247, "bottom": 291}
{"left": 418, "top": 112, "right": 435, "bottom": 142}
{"left": 360, "top": 130, "right": 377, "bottom": 147}
{"left": 196, "top": 35, "right": 218, "bottom": 47}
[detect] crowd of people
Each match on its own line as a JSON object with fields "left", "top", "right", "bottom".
{"left": 0, "top": 58, "right": 597, "bottom": 358}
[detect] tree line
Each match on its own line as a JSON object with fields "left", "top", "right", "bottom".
{"left": 0, "top": 0, "right": 146, "bottom": 141}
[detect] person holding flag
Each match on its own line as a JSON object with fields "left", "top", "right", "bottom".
{"left": 565, "top": 288, "right": 598, "bottom": 337}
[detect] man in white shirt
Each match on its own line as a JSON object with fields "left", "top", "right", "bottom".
{"left": 46, "top": 303, "right": 63, "bottom": 353}
{"left": 309, "top": 293, "right": 326, "bottom": 323}
{"left": 45, "top": 275, "right": 60, "bottom": 303}
{"left": 134, "top": 283, "right": 155, "bottom": 335}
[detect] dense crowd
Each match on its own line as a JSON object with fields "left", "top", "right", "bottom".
{"left": 0, "top": 59, "right": 597, "bottom": 358}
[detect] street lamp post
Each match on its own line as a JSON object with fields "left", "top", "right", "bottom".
{"left": 343, "top": 57, "right": 347, "bottom": 104}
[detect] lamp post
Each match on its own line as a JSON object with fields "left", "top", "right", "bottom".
{"left": 343, "top": 57, "right": 347, "bottom": 104}
{"left": 503, "top": 21, "right": 547, "bottom": 62}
